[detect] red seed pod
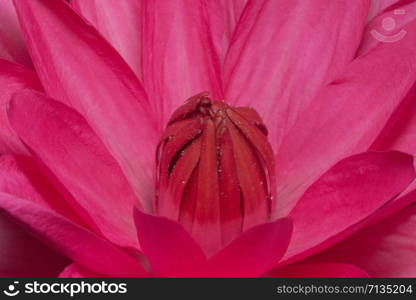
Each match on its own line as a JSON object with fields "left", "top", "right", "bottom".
{"left": 155, "top": 92, "right": 276, "bottom": 254}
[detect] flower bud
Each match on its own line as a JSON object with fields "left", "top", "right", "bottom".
{"left": 155, "top": 92, "right": 276, "bottom": 254}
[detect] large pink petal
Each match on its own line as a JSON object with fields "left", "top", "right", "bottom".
{"left": 369, "top": 85, "right": 416, "bottom": 216}
{"left": 225, "top": 1, "right": 248, "bottom": 30}
{"left": 134, "top": 209, "right": 207, "bottom": 277}
{"left": 283, "top": 151, "right": 415, "bottom": 264}
{"left": 204, "top": 218, "right": 293, "bottom": 277}
{"left": 9, "top": 91, "right": 141, "bottom": 249}
{"left": 0, "top": 59, "right": 41, "bottom": 155}
{"left": 0, "top": 0, "right": 31, "bottom": 67}
{"left": 275, "top": 19, "right": 416, "bottom": 216}
{"left": 0, "top": 193, "right": 147, "bottom": 277}
{"left": 72, "top": 0, "right": 142, "bottom": 79}
{"left": 364, "top": 180, "right": 416, "bottom": 228}
{"left": 268, "top": 263, "right": 369, "bottom": 278}
{"left": 310, "top": 204, "right": 416, "bottom": 277}
{"left": 371, "top": 86, "right": 416, "bottom": 156}
{"left": 367, "top": 0, "right": 400, "bottom": 22}
{"left": 0, "top": 211, "right": 68, "bottom": 277}
{"left": 13, "top": 0, "right": 158, "bottom": 208}
{"left": 0, "top": 154, "right": 85, "bottom": 225}
{"left": 200, "top": 0, "right": 248, "bottom": 65}
{"left": 224, "top": 0, "right": 369, "bottom": 151}
{"left": 140, "top": 0, "right": 224, "bottom": 128}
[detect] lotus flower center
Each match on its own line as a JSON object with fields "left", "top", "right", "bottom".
{"left": 155, "top": 92, "right": 276, "bottom": 254}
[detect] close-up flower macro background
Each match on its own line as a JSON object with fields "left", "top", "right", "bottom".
{"left": 0, "top": 0, "right": 416, "bottom": 278}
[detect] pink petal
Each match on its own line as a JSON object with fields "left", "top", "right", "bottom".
{"left": 364, "top": 181, "right": 416, "bottom": 227}
{"left": 0, "top": 211, "right": 68, "bottom": 277}
{"left": 359, "top": 1, "right": 416, "bottom": 55}
{"left": 370, "top": 85, "right": 416, "bottom": 220}
{"left": 268, "top": 263, "right": 368, "bottom": 278}
{"left": 0, "top": 193, "right": 147, "bottom": 277}
{"left": 13, "top": 0, "right": 158, "bottom": 208}
{"left": 224, "top": 0, "right": 369, "bottom": 151}
{"left": 0, "top": 59, "right": 41, "bottom": 155}
{"left": 134, "top": 209, "right": 207, "bottom": 277}
{"left": 322, "top": 178, "right": 416, "bottom": 244}
{"left": 369, "top": 97, "right": 416, "bottom": 222}
{"left": 204, "top": 218, "right": 293, "bottom": 277}
{"left": 283, "top": 151, "right": 415, "bottom": 264}
{"left": 72, "top": 0, "right": 142, "bottom": 79}
{"left": 275, "top": 19, "right": 416, "bottom": 216}
{"left": 367, "top": 0, "right": 400, "bottom": 22}
{"left": 0, "top": 0, "right": 31, "bottom": 67}
{"left": 371, "top": 86, "right": 416, "bottom": 155}
{"left": 310, "top": 204, "right": 416, "bottom": 277}
{"left": 59, "top": 264, "right": 103, "bottom": 278}
{"left": 200, "top": 0, "right": 248, "bottom": 64}
{"left": 140, "top": 0, "right": 224, "bottom": 128}
{"left": 0, "top": 154, "right": 85, "bottom": 225}
{"left": 9, "top": 91, "right": 141, "bottom": 249}
{"left": 222, "top": 0, "right": 248, "bottom": 38}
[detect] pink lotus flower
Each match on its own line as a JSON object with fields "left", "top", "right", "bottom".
{"left": 0, "top": 0, "right": 416, "bottom": 277}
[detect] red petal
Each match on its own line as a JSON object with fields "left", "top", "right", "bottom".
{"left": 217, "top": 127, "right": 242, "bottom": 245}
{"left": 160, "top": 138, "right": 201, "bottom": 220}
{"left": 9, "top": 91, "right": 141, "bottom": 249}
{"left": 190, "top": 120, "right": 222, "bottom": 254}
{"left": 225, "top": 0, "right": 369, "bottom": 150}
{"left": 13, "top": 0, "right": 158, "bottom": 207}
{"left": 275, "top": 19, "right": 416, "bottom": 216}
{"left": 310, "top": 204, "right": 416, "bottom": 277}
{"left": 227, "top": 108, "right": 276, "bottom": 211}
{"left": 0, "top": 194, "right": 147, "bottom": 277}
{"left": 0, "top": 0, "right": 31, "bottom": 66}
{"left": 227, "top": 122, "right": 269, "bottom": 230}
{"left": 0, "top": 155, "right": 85, "bottom": 225}
{"left": 156, "top": 119, "right": 202, "bottom": 213}
{"left": 72, "top": 0, "right": 143, "bottom": 79}
{"left": 284, "top": 151, "right": 415, "bottom": 264}
{"left": 371, "top": 85, "right": 416, "bottom": 156}
{"left": 140, "top": 0, "right": 223, "bottom": 127}
{"left": 0, "top": 59, "right": 41, "bottom": 155}
{"left": 204, "top": 218, "right": 292, "bottom": 277}
{"left": 0, "top": 212, "right": 68, "bottom": 277}
{"left": 134, "top": 209, "right": 207, "bottom": 277}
